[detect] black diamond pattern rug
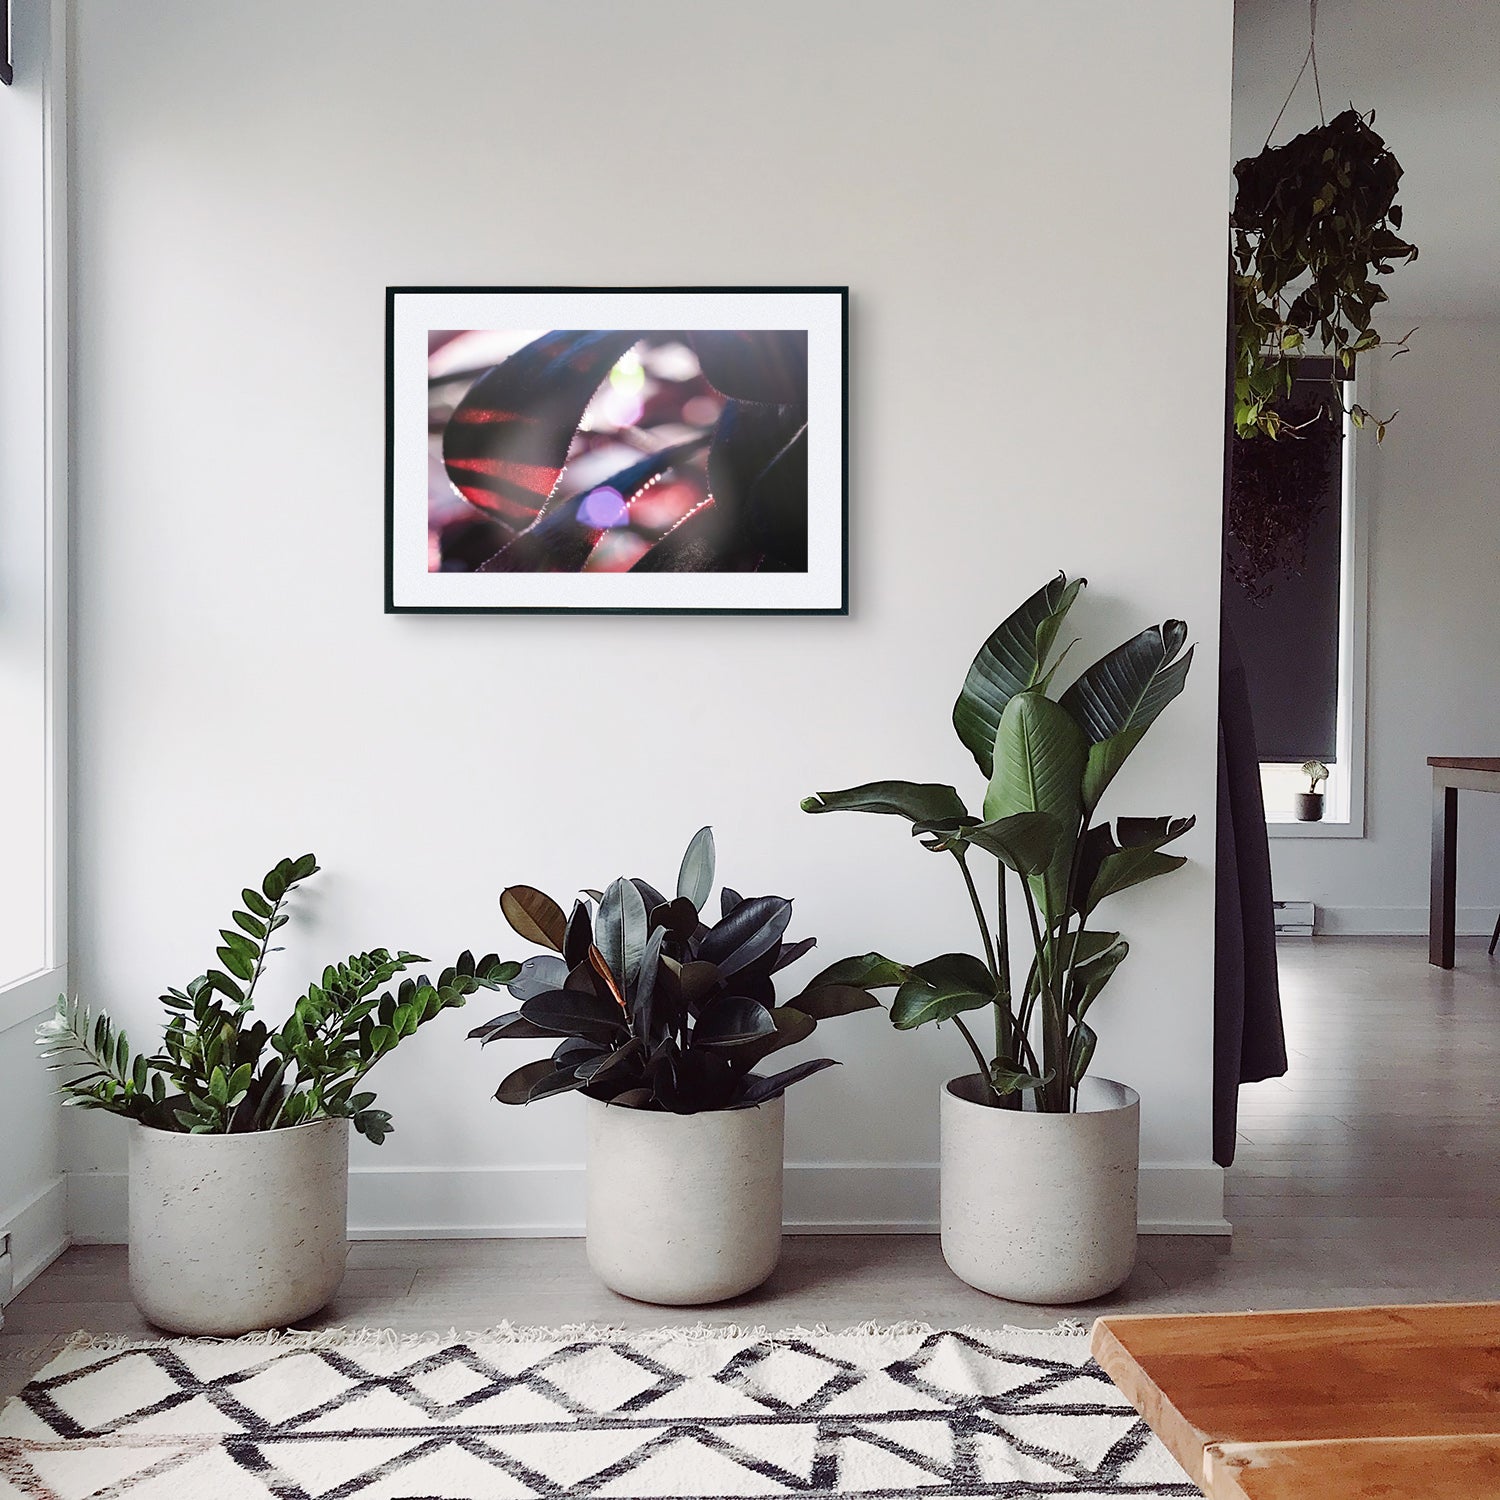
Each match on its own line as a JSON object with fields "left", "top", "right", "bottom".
{"left": 0, "top": 1323, "right": 1197, "bottom": 1498}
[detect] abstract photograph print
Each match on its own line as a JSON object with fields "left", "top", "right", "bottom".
{"left": 385, "top": 287, "right": 847, "bottom": 613}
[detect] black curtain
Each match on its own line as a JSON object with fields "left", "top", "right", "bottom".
{"left": 1214, "top": 616, "right": 1289, "bottom": 1166}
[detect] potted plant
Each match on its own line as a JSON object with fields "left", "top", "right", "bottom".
{"left": 801, "top": 574, "right": 1194, "bottom": 1303}
{"left": 470, "top": 828, "right": 876, "bottom": 1305}
{"left": 1296, "top": 760, "right": 1329, "bottom": 821}
{"left": 36, "top": 854, "right": 507, "bottom": 1335}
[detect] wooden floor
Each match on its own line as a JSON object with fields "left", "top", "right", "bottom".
{"left": 3, "top": 937, "right": 1496, "bottom": 1402}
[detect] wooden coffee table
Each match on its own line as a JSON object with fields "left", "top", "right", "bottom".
{"left": 1092, "top": 1303, "right": 1500, "bottom": 1498}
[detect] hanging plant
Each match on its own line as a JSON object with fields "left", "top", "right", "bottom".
{"left": 1232, "top": 105, "right": 1417, "bottom": 439}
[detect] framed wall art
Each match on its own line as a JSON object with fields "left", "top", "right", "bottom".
{"left": 385, "top": 285, "right": 847, "bottom": 614}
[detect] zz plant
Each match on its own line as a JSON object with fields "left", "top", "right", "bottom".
{"left": 803, "top": 574, "right": 1193, "bottom": 1114}
{"left": 37, "top": 855, "right": 509, "bottom": 1143}
{"left": 471, "top": 828, "right": 877, "bottom": 1112}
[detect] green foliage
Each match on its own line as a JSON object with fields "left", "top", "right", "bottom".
{"left": 1232, "top": 107, "right": 1417, "bottom": 440}
{"left": 472, "top": 828, "right": 878, "bottom": 1113}
{"left": 37, "top": 856, "right": 509, "bottom": 1144}
{"left": 803, "top": 574, "right": 1194, "bottom": 1112}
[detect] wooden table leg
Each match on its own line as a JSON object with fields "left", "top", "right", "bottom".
{"left": 1430, "top": 781, "right": 1457, "bottom": 969}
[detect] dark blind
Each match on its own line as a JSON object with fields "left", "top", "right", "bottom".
{"left": 1223, "top": 358, "right": 1344, "bottom": 764}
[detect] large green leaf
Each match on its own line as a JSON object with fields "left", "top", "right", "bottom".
{"left": 1059, "top": 622, "right": 1193, "bottom": 812}
{"left": 960, "top": 811, "right": 1062, "bottom": 877}
{"left": 787, "top": 984, "right": 882, "bottom": 1019}
{"left": 1022, "top": 928, "right": 1125, "bottom": 1011}
{"left": 1066, "top": 1021, "right": 1098, "bottom": 1086}
{"left": 1063, "top": 930, "right": 1129, "bottom": 1018}
{"left": 952, "top": 573, "right": 1084, "bottom": 776}
{"left": 982, "top": 691, "right": 1086, "bottom": 916}
{"left": 676, "top": 826, "right": 715, "bottom": 910}
{"left": 804, "top": 952, "right": 912, "bottom": 990}
{"left": 1077, "top": 816, "right": 1195, "bottom": 915}
{"left": 889, "top": 953, "right": 995, "bottom": 1031}
{"left": 801, "top": 781, "right": 969, "bottom": 826}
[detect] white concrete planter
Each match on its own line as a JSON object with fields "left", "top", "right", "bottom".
{"left": 940, "top": 1073, "right": 1139, "bottom": 1304}
{"left": 585, "top": 1094, "right": 784, "bottom": 1305}
{"left": 128, "top": 1118, "right": 350, "bottom": 1335}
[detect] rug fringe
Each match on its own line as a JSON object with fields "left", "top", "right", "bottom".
{"left": 62, "top": 1317, "right": 1088, "bottom": 1355}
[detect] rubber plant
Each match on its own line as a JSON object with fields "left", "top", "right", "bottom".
{"left": 470, "top": 828, "right": 878, "bottom": 1111}
{"left": 802, "top": 574, "right": 1194, "bottom": 1113}
{"left": 37, "top": 855, "right": 509, "bottom": 1143}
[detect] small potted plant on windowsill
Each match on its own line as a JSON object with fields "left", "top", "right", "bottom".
{"left": 36, "top": 855, "right": 507, "bottom": 1336}
{"left": 1296, "top": 761, "right": 1329, "bottom": 821}
{"left": 802, "top": 574, "right": 1194, "bottom": 1304}
{"left": 471, "top": 828, "right": 877, "bottom": 1306}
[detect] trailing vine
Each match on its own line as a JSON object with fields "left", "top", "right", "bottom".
{"left": 1232, "top": 105, "right": 1416, "bottom": 440}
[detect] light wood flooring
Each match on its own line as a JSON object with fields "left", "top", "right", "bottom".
{"left": 3, "top": 937, "right": 1495, "bottom": 1401}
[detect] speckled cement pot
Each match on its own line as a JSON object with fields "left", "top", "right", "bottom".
{"left": 128, "top": 1118, "right": 350, "bottom": 1334}
{"left": 940, "top": 1073, "right": 1139, "bottom": 1304}
{"left": 585, "top": 1094, "right": 784, "bottom": 1305}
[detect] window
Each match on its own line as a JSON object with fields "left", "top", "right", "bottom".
{"left": 1223, "top": 359, "right": 1368, "bottom": 837}
{"left": 0, "top": 0, "right": 66, "bottom": 1025}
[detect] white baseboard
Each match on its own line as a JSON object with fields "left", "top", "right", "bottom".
{"left": 1, "top": 1176, "right": 69, "bottom": 1302}
{"left": 66, "top": 1161, "right": 1228, "bottom": 1243}
{"left": 1313, "top": 904, "right": 1496, "bottom": 936}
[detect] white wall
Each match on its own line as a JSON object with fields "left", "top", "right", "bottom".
{"left": 1233, "top": 0, "right": 1500, "bottom": 932}
{"left": 1270, "top": 322, "right": 1500, "bottom": 933}
{"left": 67, "top": 0, "right": 1234, "bottom": 1237}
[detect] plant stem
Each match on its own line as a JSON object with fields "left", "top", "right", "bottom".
{"left": 241, "top": 885, "right": 292, "bottom": 1013}
{"left": 1019, "top": 875, "right": 1066, "bottom": 1111}
{"left": 950, "top": 1014, "right": 996, "bottom": 1100}
{"left": 951, "top": 849, "right": 1012, "bottom": 1108}
{"left": 955, "top": 851, "right": 998, "bottom": 980}
{"left": 994, "top": 859, "right": 1012, "bottom": 1066}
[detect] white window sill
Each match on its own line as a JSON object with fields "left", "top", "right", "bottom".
{"left": 1265, "top": 817, "right": 1364, "bottom": 840}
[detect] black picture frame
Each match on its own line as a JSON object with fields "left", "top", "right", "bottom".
{"left": 385, "top": 285, "right": 848, "bottom": 616}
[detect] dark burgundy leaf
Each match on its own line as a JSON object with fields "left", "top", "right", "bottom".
{"left": 694, "top": 994, "right": 776, "bottom": 1049}
{"left": 772, "top": 936, "right": 817, "bottom": 973}
{"left": 563, "top": 900, "right": 592, "bottom": 971}
{"left": 734, "top": 1056, "right": 839, "bottom": 1106}
{"left": 710, "top": 402, "right": 808, "bottom": 570}
{"left": 443, "top": 330, "right": 641, "bottom": 525}
{"left": 519, "top": 989, "right": 629, "bottom": 1045}
{"left": 479, "top": 436, "right": 708, "bottom": 574}
{"left": 699, "top": 895, "right": 793, "bottom": 977}
{"left": 688, "top": 331, "right": 808, "bottom": 404}
{"left": 506, "top": 955, "right": 570, "bottom": 1001}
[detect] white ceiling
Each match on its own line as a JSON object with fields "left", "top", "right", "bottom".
{"left": 1233, "top": 0, "right": 1500, "bottom": 321}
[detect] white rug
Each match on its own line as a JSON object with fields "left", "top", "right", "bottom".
{"left": 0, "top": 1322, "right": 1196, "bottom": 1498}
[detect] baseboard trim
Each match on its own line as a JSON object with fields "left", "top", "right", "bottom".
{"left": 66, "top": 1161, "right": 1227, "bottom": 1243}
{"left": 1313, "top": 904, "right": 1496, "bottom": 936}
{"left": 1, "top": 1176, "right": 69, "bottom": 1302}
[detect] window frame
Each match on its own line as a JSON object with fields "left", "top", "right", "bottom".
{"left": 1262, "top": 381, "right": 1369, "bottom": 840}
{"left": 0, "top": 0, "right": 67, "bottom": 1031}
